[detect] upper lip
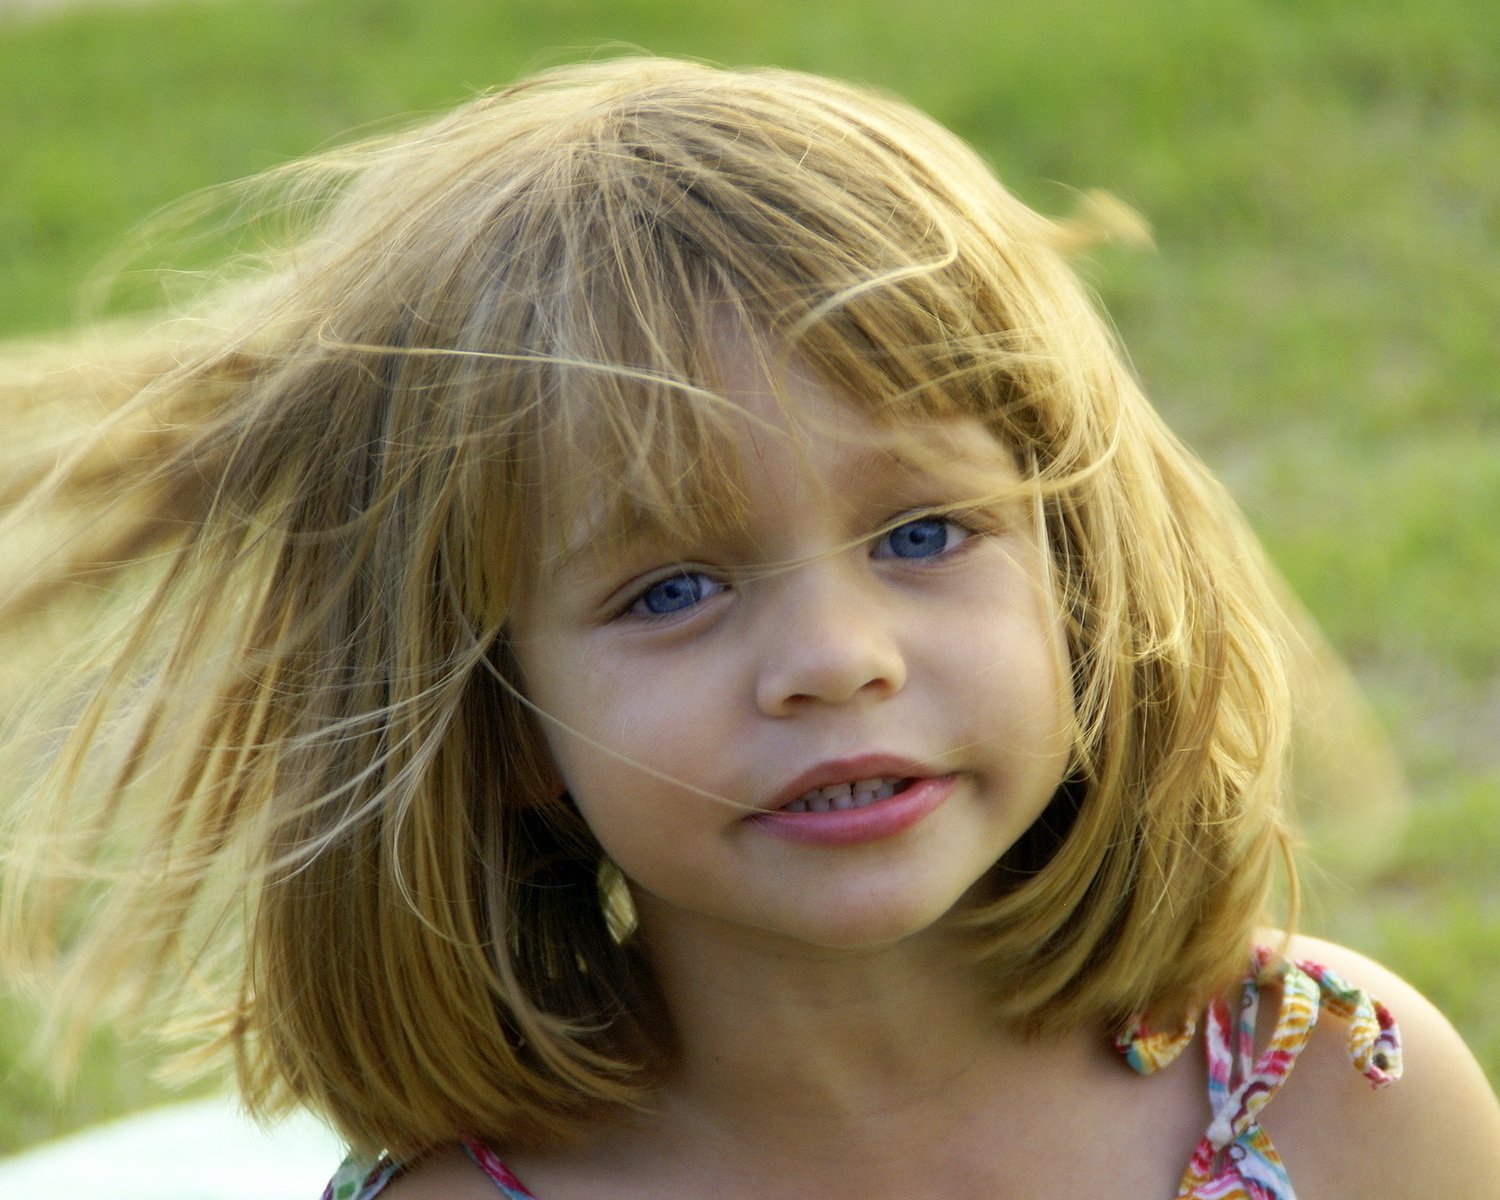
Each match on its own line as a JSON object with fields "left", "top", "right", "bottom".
{"left": 763, "top": 753, "right": 939, "bottom": 812}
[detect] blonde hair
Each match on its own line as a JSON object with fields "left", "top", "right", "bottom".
{"left": 1, "top": 56, "right": 1298, "bottom": 1156}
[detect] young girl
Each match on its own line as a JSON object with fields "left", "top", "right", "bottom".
{"left": 2, "top": 56, "right": 1496, "bottom": 1200}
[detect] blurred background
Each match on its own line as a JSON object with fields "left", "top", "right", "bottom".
{"left": 2, "top": 0, "right": 1496, "bottom": 1152}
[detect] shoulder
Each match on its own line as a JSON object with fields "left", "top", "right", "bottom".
{"left": 1262, "top": 933, "right": 1500, "bottom": 1199}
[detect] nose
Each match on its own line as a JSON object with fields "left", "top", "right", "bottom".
{"left": 753, "top": 563, "right": 907, "bottom": 717}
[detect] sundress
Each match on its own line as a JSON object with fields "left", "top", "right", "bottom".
{"left": 322, "top": 947, "right": 1403, "bottom": 1200}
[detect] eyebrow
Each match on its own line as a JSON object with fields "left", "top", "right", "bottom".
{"left": 836, "top": 435, "right": 1016, "bottom": 491}
{"left": 542, "top": 427, "right": 1015, "bottom": 583}
{"left": 545, "top": 499, "right": 711, "bottom": 587}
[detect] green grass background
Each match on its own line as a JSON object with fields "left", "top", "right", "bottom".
{"left": 2, "top": 0, "right": 1496, "bottom": 1151}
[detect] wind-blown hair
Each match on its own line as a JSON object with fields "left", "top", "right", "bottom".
{"left": 0, "top": 57, "right": 1297, "bottom": 1155}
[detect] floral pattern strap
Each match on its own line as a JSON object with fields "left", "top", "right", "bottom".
{"left": 461, "top": 1135, "right": 541, "bottom": 1198}
{"left": 324, "top": 948, "right": 1403, "bottom": 1200}
{"left": 1116, "top": 945, "right": 1403, "bottom": 1200}
{"left": 319, "top": 1137, "right": 538, "bottom": 1199}
{"left": 320, "top": 1155, "right": 398, "bottom": 1200}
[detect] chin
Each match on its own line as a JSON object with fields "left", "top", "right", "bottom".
{"left": 763, "top": 893, "right": 971, "bottom": 955}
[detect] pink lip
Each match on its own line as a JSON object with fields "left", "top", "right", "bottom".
{"left": 751, "top": 755, "right": 956, "bottom": 847}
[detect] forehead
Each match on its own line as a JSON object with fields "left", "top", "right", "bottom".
{"left": 718, "top": 335, "right": 1018, "bottom": 496}
{"left": 530, "top": 333, "right": 1025, "bottom": 582}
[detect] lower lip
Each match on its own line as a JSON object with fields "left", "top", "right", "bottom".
{"left": 750, "top": 775, "right": 957, "bottom": 847}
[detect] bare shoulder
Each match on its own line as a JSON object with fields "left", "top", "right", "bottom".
{"left": 1263, "top": 933, "right": 1500, "bottom": 1198}
{"left": 374, "top": 1144, "right": 505, "bottom": 1200}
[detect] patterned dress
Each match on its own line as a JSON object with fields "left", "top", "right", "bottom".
{"left": 322, "top": 949, "right": 1402, "bottom": 1200}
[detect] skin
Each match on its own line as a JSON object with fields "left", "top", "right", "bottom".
{"left": 381, "top": 342, "right": 1500, "bottom": 1198}
{"left": 1255, "top": 933, "right": 1500, "bottom": 1196}
{"left": 386, "top": 934, "right": 1500, "bottom": 1199}
{"left": 513, "top": 348, "right": 1075, "bottom": 960}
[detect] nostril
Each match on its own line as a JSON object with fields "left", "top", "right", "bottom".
{"left": 756, "top": 653, "right": 906, "bottom": 715}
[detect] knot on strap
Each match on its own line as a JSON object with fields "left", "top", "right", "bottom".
{"left": 1201, "top": 957, "right": 1320, "bottom": 1150}
{"left": 1293, "top": 958, "right": 1404, "bottom": 1087}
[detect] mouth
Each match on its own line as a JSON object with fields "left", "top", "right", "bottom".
{"left": 755, "top": 759, "right": 955, "bottom": 846}
{"left": 778, "top": 777, "right": 914, "bottom": 813}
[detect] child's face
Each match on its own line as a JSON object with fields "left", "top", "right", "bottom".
{"left": 510, "top": 341, "right": 1073, "bottom": 956}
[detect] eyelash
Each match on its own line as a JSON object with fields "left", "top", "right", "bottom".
{"left": 870, "top": 512, "right": 977, "bottom": 561}
{"left": 622, "top": 570, "right": 728, "bottom": 621}
{"left": 615, "top": 510, "right": 982, "bottom": 623}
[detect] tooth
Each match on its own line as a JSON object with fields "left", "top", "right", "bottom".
{"left": 784, "top": 776, "right": 919, "bottom": 814}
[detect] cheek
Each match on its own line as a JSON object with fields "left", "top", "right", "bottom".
{"left": 961, "top": 584, "right": 1074, "bottom": 771}
{"left": 522, "top": 651, "right": 707, "bottom": 809}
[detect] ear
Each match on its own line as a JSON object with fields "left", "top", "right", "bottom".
{"left": 512, "top": 718, "right": 568, "bottom": 808}
{"left": 482, "top": 630, "right": 569, "bottom": 803}
{"left": 538, "top": 757, "right": 567, "bottom": 803}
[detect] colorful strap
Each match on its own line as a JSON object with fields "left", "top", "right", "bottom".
{"left": 320, "top": 1154, "right": 399, "bottom": 1200}
{"left": 1116, "top": 946, "right": 1402, "bottom": 1199}
{"left": 325, "top": 948, "right": 1402, "bottom": 1200}
{"left": 461, "top": 1136, "right": 540, "bottom": 1198}
{"left": 319, "top": 1137, "right": 538, "bottom": 1200}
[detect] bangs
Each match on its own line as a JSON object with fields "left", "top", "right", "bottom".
{"left": 279, "top": 58, "right": 1119, "bottom": 628}
{"left": 492, "top": 300, "right": 1045, "bottom": 602}
{"left": 439, "top": 80, "right": 1075, "bottom": 602}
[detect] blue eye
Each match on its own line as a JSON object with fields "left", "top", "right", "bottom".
{"left": 631, "top": 571, "right": 722, "bottom": 616}
{"left": 875, "top": 516, "right": 967, "bottom": 560}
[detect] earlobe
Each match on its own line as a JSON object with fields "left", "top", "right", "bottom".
{"left": 535, "top": 757, "right": 567, "bottom": 802}
{"left": 519, "top": 787, "right": 608, "bottom": 874}
{"left": 512, "top": 750, "right": 566, "bottom": 809}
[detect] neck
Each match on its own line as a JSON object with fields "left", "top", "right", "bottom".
{"left": 630, "top": 900, "right": 1103, "bottom": 1165}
